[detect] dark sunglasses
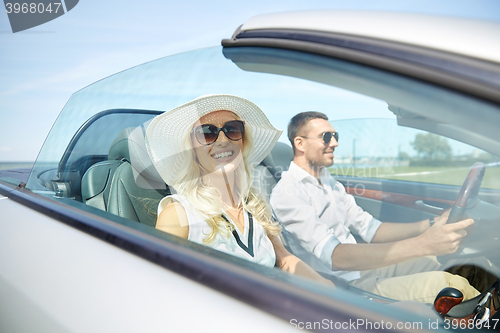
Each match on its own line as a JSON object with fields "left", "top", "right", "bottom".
{"left": 301, "top": 131, "right": 339, "bottom": 144}
{"left": 192, "top": 120, "right": 245, "bottom": 146}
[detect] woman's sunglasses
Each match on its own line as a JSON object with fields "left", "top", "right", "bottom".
{"left": 192, "top": 120, "right": 245, "bottom": 146}
{"left": 301, "top": 131, "right": 339, "bottom": 144}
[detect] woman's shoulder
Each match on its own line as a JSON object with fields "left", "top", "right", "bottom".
{"left": 158, "top": 193, "right": 189, "bottom": 214}
{"left": 157, "top": 193, "right": 204, "bottom": 227}
{"left": 156, "top": 195, "right": 189, "bottom": 238}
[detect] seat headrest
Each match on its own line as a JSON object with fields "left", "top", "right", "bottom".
{"left": 108, "top": 126, "right": 166, "bottom": 189}
{"left": 261, "top": 142, "right": 293, "bottom": 179}
{"left": 108, "top": 127, "right": 134, "bottom": 161}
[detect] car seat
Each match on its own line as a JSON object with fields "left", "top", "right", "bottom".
{"left": 82, "top": 126, "right": 170, "bottom": 226}
{"left": 81, "top": 159, "right": 123, "bottom": 211}
{"left": 252, "top": 142, "right": 293, "bottom": 202}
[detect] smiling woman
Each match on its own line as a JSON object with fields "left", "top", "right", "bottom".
{"left": 145, "top": 95, "right": 281, "bottom": 250}
{"left": 145, "top": 94, "right": 332, "bottom": 284}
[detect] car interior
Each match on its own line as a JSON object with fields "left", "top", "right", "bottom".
{"left": 44, "top": 109, "right": 497, "bottom": 300}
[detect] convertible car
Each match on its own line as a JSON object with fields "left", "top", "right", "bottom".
{"left": 2, "top": 10, "right": 500, "bottom": 332}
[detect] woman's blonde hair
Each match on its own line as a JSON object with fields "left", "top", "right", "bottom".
{"left": 169, "top": 112, "right": 281, "bottom": 244}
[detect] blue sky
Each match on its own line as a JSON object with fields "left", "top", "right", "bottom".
{"left": 1, "top": 0, "right": 500, "bottom": 161}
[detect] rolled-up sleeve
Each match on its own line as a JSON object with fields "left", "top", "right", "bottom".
{"left": 271, "top": 182, "right": 340, "bottom": 269}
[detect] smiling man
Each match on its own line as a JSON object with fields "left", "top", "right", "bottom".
{"left": 270, "top": 111, "right": 494, "bottom": 303}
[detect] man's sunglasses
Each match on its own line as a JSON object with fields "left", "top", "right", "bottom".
{"left": 301, "top": 131, "right": 339, "bottom": 144}
{"left": 192, "top": 120, "right": 245, "bottom": 146}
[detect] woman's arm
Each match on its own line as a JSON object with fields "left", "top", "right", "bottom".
{"left": 267, "top": 235, "right": 334, "bottom": 287}
{"left": 156, "top": 201, "right": 189, "bottom": 239}
{"left": 158, "top": 204, "right": 332, "bottom": 286}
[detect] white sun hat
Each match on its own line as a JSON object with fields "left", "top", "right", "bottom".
{"left": 145, "top": 94, "right": 282, "bottom": 185}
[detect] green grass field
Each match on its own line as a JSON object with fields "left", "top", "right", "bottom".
{"left": 329, "top": 165, "right": 500, "bottom": 189}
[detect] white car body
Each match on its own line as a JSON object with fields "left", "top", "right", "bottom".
{"left": 241, "top": 10, "right": 500, "bottom": 63}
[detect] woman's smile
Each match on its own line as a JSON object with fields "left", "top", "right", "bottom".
{"left": 211, "top": 149, "right": 235, "bottom": 161}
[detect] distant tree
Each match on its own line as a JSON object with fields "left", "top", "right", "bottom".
{"left": 398, "top": 151, "right": 410, "bottom": 160}
{"left": 411, "top": 133, "right": 452, "bottom": 160}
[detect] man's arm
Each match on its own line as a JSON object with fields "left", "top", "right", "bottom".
{"left": 371, "top": 220, "right": 430, "bottom": 243}
{"left": 331, "top": 217, "right": 473, "bottom": 271}
{"left": 371, "top": 210, "right": 450, "bottom": 243}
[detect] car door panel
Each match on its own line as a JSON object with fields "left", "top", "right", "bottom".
{"left": 336, "top": 176, "right": 500, "bottom": 223}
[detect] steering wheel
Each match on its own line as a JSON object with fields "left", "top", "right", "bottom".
{"left": 446, "top": 162, "right": 485, "bottom": 223}
{"left": 437, "top": 162, "right": 486, "bottom": 263}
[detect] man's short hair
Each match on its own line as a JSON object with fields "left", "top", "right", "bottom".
{"left": 288, "top": 111, "right": 329, "bottom": 153}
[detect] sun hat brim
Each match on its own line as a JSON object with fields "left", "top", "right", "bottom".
{"left": 145, "top": 94, "right": 282, "bottom": 185}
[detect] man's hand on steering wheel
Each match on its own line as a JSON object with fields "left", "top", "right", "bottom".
{"left": 417, "top": 215, "right": 474, "bottom": 256}
{"left": 434, "top": 208, "right": 450, "bottom": 225}
{"left": 436, "top": 162, "right": 487, "bottom": 262}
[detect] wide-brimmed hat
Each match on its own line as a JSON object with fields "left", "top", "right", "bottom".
{"left": 145, "top": 94, "right": 282, "bottom": 185}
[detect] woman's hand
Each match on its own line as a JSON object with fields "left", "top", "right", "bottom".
{"left": 268, "top": 235, "right": 335, "bottom": 287}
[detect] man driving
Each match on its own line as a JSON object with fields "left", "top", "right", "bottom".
{"left": 270, "top": 111, "right": 494, "bottom": 303}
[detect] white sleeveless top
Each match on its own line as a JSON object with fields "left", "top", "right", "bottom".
{"left": 158, "top": 194, "right": 276, "bottom": 267}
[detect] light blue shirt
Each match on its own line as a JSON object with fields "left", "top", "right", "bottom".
{"left": 270, "top": 162, "right": 382, "bottom": 281}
